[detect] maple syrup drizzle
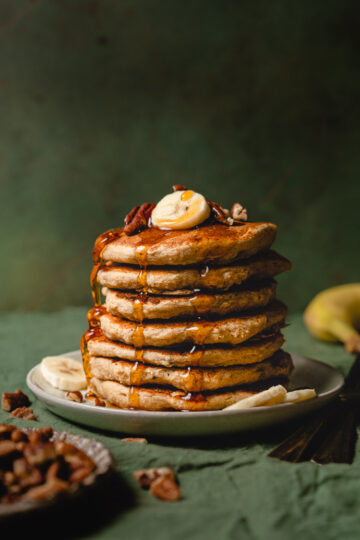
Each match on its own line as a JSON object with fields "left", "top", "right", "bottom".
{"left": 82, "top": 228, "right": 124, "bottom": 394}
{"left": 128, "top": 245, "right": 149, "bottom": 408}
{"left": 181, "top": 190, "right": 194, "bottom": 201}
{"left": 189, "top": 293, "right": 214, "bottom": 316}
{"left": 181, "top": 365, "right": 204, "bottom": 393}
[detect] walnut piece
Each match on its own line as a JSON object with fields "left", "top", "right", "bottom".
{"left": 1, "top": 389, "right": 30, "bottom": 412}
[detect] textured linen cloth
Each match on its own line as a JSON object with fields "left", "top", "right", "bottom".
{"left": 0, "top": 308, "right": 359, "bottom": 540}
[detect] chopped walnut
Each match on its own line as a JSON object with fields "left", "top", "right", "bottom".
{"left": 1, "top": 389, "right": 30, "bottom": 412}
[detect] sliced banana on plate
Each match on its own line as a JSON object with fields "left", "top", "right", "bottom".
{"left": 40, "top": 356, "right": 87, "bottom": 391}
{"left": 151, "top": 190, "right": 210, "bottom": 230}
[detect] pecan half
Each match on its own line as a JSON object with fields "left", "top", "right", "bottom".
{"left": 206, "top": 199, "right": 230, "bottom": 225}
{"left": 124, "top": 202, "right": 155, "bottom": 236}
{"left": 172, "top": 185, "right": 188, "bottom": 192}
{"left": 2, "top": 389, "right": 30, "bottom": 412}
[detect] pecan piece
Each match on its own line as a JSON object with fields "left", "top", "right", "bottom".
{"left": 24, "top": 477, "right": 69, "bottom": 501}
{"left": 231, "top": 202, "right": 248, "bottom": 222}
{"left": 69, "top": 465, "right": 93, "bottom": 484}
{"left": 124, "top": 202, "right": 155, "bottom": 236}
{"left": 172, "top": 185, "right": 188, "bottom": 192}
{"left": 24, "top": 442, "right": 57, "bottom": 466}
{"left": 0, "top": 423, "right": 16, "bottom": 440}
{"left": 122, "top": 437, "right": 148, "bottom": 444}
{"left": 150, "top": 474, "right": 181, "bottom": 501}
{"left": 11, "top": 429, "right": 29, "bottom": 443}
{"left": 66, "top": 391, "right": 83, "bottom": 403}
{"left": 0, "top": 440, "right": 19, "bottom": 466}
{"left": 134, "top": 467, "right": 176, "bottom": 489}
{"left": 206, "top": 199, "right": 230, "bottom": 225}
{"left": 2, "top": 389, "right": 30, "bottom": 412}
{"left": 9, "top": 406, "right": 36, "bottom": 420}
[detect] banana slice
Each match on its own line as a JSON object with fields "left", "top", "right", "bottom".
{"left": 40, "top": 356, "right": 87, "bottom": 391}
{"left": 283, "top": 388, "right": 316, "bottom": 403}
{"left": 223, "top": 385, "right": 287, "bottom": 410}
{"left": 151, "top": 190, "right": 210, "bottom": 230}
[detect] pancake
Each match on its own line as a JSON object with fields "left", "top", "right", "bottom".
{"left": 90, "top": 350, "right": 293, "bottom": 393}
{"left": 97, "top": 250, "right": 291, "bottom": 294}
{"left": 91, "top": 374, "right": 291, "bottom": 411}
{"left": 100, "top": 222, "right": 277, "bottom": 266}
{"left": 87, "top": 331, "right": 285, "bottom": 367}
{"left": 99, "top": 300, "right": 287, "bottom": 347}
{"left": 104, "top": 279, "right": 277, "bottom": 321}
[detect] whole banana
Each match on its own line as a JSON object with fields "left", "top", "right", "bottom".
{"left": 303, "top": 284, "right": 360, "bottom": 354}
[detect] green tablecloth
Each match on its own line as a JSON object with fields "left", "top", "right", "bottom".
{"left": 1, "top": 308, "right": 359, "bottom": 539}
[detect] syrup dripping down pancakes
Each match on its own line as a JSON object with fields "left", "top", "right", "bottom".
{"left": 81, "top": 200, "right": 292, "bottom": 411}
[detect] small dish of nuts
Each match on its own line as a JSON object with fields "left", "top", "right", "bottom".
{"left": 0, "top": 424, "right": 114, "bottom": 518}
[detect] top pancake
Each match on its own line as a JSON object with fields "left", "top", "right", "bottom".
{"left": 100, "top": 222, "right": 277, "bottom": 266}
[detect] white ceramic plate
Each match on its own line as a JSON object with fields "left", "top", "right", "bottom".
{"left": 27, "top": 351, "right": 344, "bottom": 437}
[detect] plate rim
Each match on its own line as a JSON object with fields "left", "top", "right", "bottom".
{"left": 27, "top": 351, "right": 344, "bottom": 420}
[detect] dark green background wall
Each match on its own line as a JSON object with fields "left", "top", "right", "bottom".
{"left": 1, "top": 0, "right": 359, "bottom": 313}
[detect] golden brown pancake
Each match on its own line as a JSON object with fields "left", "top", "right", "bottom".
{"left": 90, "top": 350, "right": 293, "bottom": 393}
{"left": 99, "top": 300, "right": 287, "bottom": 347}
{"left": 97, "top": 250, "right": 291, "bottom": 294}
{"left": 104, "top": 280, "right": 276, "bottom": 321}
{"left": 100, "top": 222, "right": 277, "bottom": 266}
{"left": 87, "top": 331, "right": 285, "bottom": 367}
{"left": 91, "top": 374, "right": 292, "bottom": 412}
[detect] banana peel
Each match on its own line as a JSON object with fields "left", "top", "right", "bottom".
{"left": 303, "top": 284, "right": 360, "bottom": 354}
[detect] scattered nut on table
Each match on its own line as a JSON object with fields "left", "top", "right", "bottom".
{"left": 1, "top": 389, "right": 30, "bottom": 412}
{"left": 134, "top": 467, "right": 181, "bottom": 501}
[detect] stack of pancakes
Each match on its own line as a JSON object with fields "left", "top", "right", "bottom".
{"left": 82, "top": 222, "right": 293, "bottom": 411}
